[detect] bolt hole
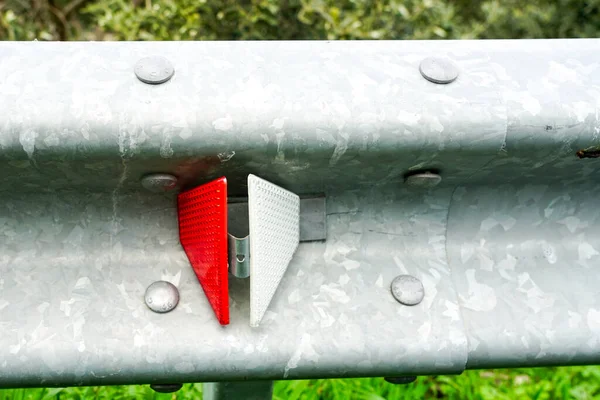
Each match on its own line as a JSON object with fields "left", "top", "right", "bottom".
{"left": 236, "top": 254, "right": 246, "bottom": 263}
{"left": 576, "top": 148, "right": 600, "bottom": 159}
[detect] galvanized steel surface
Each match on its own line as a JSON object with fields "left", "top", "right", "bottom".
{"left": 0, "top": 188, "right": 466, "bottom": 386}
{"left": 447, "top": 183, "right": 600, "bottom": 368}
{"left": 0, "top": 39, "right": 599, "bottom": 386}
{"left": 0, "top": 40, "right": 509, "bottom": 194}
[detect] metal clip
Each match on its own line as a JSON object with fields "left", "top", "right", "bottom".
{"left": 228, "top": 234, "right": 250, "bottom": 278}
{"left": 226, "top": 196, "right": 326, "bottom": 279}
{"left": 227, "top": 201, "right": 250, "bottom": 279}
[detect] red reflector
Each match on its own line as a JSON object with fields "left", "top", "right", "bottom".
{"left": 177, "top": 177, "right": 229, "bottom": 325}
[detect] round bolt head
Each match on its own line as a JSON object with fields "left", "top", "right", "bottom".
{"left": 419, "top": 57, "right": 459, "bottom": 84}
{"left": 141, "top": 173, "right": 178, "bottom": 193}
{"left": 145, "top": 281, "right": 179, "bottom": 313}
{"left": 405, "top": 172, "right": 442, "bottom": 188}
{"left": 385, "top": 376, "right": 417, "bottom": 385}
{"left": 150, "top": 384, "right": 183, "bottom": 393}
{"left": 134, "top": 56, "right": 174, "bottom": 85}
{"left": 391, "top": 275, "right": 424, "bottom": 306}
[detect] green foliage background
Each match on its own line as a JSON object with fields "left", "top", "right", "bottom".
{"left": 2, "top": 366, "right": 600, "bottom": 399}
{"left": 1, "top": 0, "right": 600, "bottom": 41}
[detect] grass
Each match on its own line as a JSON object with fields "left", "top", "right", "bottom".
{"left": 1, "top": 367, "right": 600, "bottom": 399}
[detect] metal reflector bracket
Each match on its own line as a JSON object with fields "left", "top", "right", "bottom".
{"left": 177, "top": 177, "right": 230, "bottom": 325}
{"left": 227, "top": 196, "right": 325, "bottom": 279}
{"left": 248, "top": 174, "right": 300, "bottom": 327}
{"left": 228, "top": 233, "right": 250, "bottom": 279}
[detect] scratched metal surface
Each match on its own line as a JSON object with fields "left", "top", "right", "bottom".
{"left": 0, "top": 187, "right": 466, "bottom": 386}
{"left": 447, "top": 183, "right": 600, "bottom": 369}
{"left": 0, "top": 40, "right": 508, "bottom": 194}
{"left": 0, "top": 39, "right": 600, "bottom": 386}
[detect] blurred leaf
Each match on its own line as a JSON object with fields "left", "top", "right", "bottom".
{"left": 1, "top": 0, "right": 598, "bottom": 41}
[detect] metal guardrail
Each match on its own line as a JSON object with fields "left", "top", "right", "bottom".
{"left": 0, "top": 40, "right": 599, "bottom": 396}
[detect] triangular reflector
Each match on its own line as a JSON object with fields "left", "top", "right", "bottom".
{"left": 177, "top": 177, "right": 229, "bottom": 325}
{"left": 248, "top": 174, "right": 300, "bottom": 327}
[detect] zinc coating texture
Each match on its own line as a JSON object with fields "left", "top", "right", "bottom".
{"left": 447, "top": 183, "right": 600, "bottom": 369}
{"left": 0, "top": 187, "right": 464, "bottom": 387}
{"left": 247, "top": 174, "right": 300, "bottom": 327}
{"left": 0, "top": 40, "right": 599, "bottom": 386}
{"left": 0, "top": 40, "right": 509, "bottom": 194}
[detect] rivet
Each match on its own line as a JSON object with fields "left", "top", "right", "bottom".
{"left": 150, "top": 384, "right": 183, "bottom": 393}
{"left": 134, "top": 56, "right": 174, "bottom": 84}
{"left": 405, "top": 172, "right": 442, "bottom": 188}
{"left": 384, "top": 376, "right": 417, "bottom": 385}
{"left": 141, "top": 173, "right": 178, "bottom": 193}
{"left": 419, "top": 57, "right": 458, "bottom": 84}
{"left": 144, "top": 281, "right": 179, "bottom": 313}
{"left": 391, "top": 275, "right": 424, "bottom": 306}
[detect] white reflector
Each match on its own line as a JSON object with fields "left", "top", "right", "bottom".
{"left": 248, "top": 174, "right": 300, "bottom": 327}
